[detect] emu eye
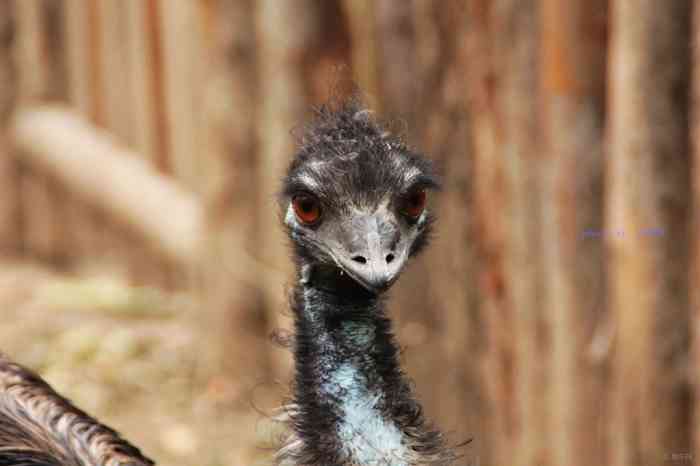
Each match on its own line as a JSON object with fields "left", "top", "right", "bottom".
{"left": 400, "top": 189, "right": 427, "bottom": 220}
{"left": 292, "top": 194, "right": 321, "bottom": 225}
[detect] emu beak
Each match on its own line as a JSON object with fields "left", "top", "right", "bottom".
{"left": 333, "top": 211, "right": 408, "bottom": 293}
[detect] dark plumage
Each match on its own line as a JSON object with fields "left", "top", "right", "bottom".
{"left": 0, "top": 97, "right": 454, "bottom": 466}
{"left": 0, "top": 353, "right": 153, "bottom": 466}
{"left": 276, "top": 98, "right": 454, "bottom": 466}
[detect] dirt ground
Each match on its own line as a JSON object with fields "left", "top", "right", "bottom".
{"left": 0, "top": 259, "right": 283, "bottom": 466}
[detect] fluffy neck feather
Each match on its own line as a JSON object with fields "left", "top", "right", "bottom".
{"left": 278, "top": 266, "right": 452, "bottom": 466}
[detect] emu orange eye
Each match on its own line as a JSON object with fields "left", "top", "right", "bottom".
{"left": 292, "top": 194, "right": 321, "bottom": 225}
{"left": 401, "top": 189, "right": 427, "bottom": 219}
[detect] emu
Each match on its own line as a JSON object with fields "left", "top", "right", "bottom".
{"left": 0, "top": 98, "right": 454, "bottom": 466}
{"left": 275, "top": 99, "right": 453, "bottom": 466}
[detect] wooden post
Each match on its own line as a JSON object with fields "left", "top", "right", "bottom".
{"left": 608, "top": 0, "right": 692, "bottom": 463}
{"left": 539, "top": 2, "right": 609, "bottom": 466}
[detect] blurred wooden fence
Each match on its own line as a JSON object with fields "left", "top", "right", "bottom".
{"left": 0, "top": 1, "right": 697, "bottom": 465}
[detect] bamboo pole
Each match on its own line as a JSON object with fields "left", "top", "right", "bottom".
{"left": 607, "top": 1, "right": 692, "bottom": 463}
{"left": 539, "top": 2, "right": 609, "bottom": 466}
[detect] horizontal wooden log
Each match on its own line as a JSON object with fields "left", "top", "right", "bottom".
{"left": 12, "top": 106, "right": 286, "bottom": 291}
{"left": 12, "top": 106, "right": 202, "bottom": 266}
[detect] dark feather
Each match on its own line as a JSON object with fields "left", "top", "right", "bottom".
{"left": 277, "top": 97, "right": 455, "bottom": 465}
{"left": 0, "top": 353, "right": 154, "bottom": 466}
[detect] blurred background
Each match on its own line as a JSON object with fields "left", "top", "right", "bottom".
{"left": 0, "top": 1, "right": 695, "bottom": 465}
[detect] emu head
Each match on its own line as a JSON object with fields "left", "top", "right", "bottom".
{"left": 281, "top": 100, "right": 439, "bottom": 295}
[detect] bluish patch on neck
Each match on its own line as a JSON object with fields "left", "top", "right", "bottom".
{"left": 323, "top": 363, "right": 408, "bottom": 466}
{"left": 341, "top": 320, "right": 375, "bottom": 349}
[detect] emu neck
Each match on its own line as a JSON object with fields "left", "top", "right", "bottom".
{"left": 292, "top": 282, "right": 411, "bottom": 466}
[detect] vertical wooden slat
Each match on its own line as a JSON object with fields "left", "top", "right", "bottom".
{"left": 256, "top": 0, "right": 319, "bottom": 379}
{"left": 375, "top": 0, "right": 417, "bottom": 123}
{"left": 198, "top": 0, "right": 270, "bottom": 397}
{"left": 65, "top": 0, "right": 141, "bottom": 280}
{"left": 342, "top": 0, "right": 381, "bottom": 110}
{"left": 41, "top": 1, "right": 68, "bottom": 102}
{"left": 94, "top": 0, "right": 132, "bottom": 277}
{"left": 40, "top": 0, "right": 71, "bottom": 267}
{"left": 125, "top": 0, "right": 160, "bottom": 164}
{"left": 14, "top": 1, "right": 48, "bottom": 102}
{"left": 466, "top": 3, "right": 511, "bottom": 465}
{"left": 374, "top": 2, "right": 443, "bottom": 425}
{"left": 0, "top": 2, "right": 18, "bottom": 255}
{"left": 62, "top": 0, "right": 105, "bottom": 269}
{"left": 692, "top": 0, "right": 700, "bottom": 461}
{"left": 304, "top": 1, "right": 352, "bottom": 105}
{"left": 539, "top": 2, "right": 609, "bottom": 466}
{"left": 14, "top": 0, "right": 55, "bottom": 261}
{"left": 608, "top": 0, "right": 692, "bottom": 464}
{"left": 158, "top": 0, "right": 204, "bottom": 189}
{"left": 96, "top": 0, "right": 133, "bottom": 143}
{"left": 123, "top": 0, "right": 170, "bottom": 287}
{"left": 414, "top": 0, "right": 480, "bottom": 456}
{"left": 144, "top": 0, "right": 169, "bottom": 174}
{"left": 492, "top": 3, "right": 545, "bottom": 466}
{"left": 64, "top": 0, "right": 93, "bottom": 116}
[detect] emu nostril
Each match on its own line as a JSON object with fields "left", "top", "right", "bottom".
{"left": 352, "top": 255, "right": 367, "bottom": 264}
{"left": 385, "top": 253, "right": 395, "bottom": 263}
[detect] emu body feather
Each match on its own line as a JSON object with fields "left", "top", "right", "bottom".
{"left": 0, "top": 353, "right": 153, "bottom": 466}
